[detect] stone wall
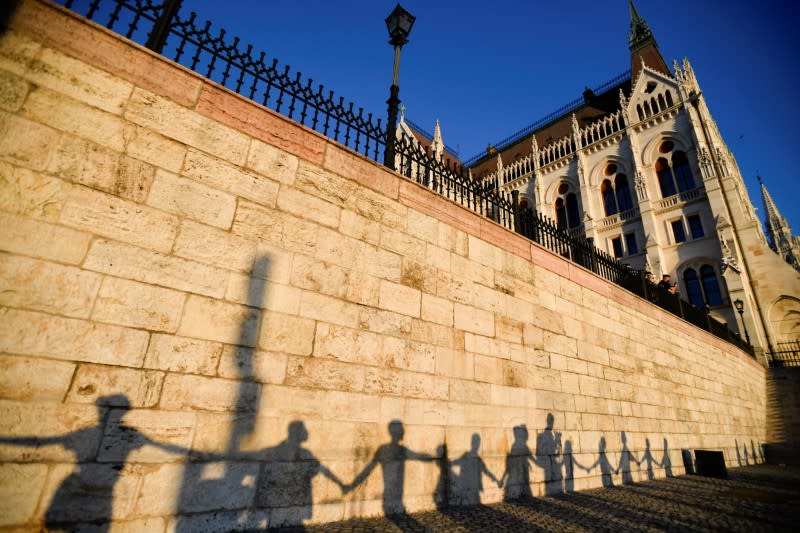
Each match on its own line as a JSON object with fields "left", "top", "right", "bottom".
{"left": 765, "top": 368, "right": 800, "bottom": 464}
{"left": 0, "top": 1, "right": 766, "bottom": 530}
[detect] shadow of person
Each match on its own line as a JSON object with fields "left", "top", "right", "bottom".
{"left": 584, "top": 436, "right": 615, "bottom": 488}
{"left": 500, "top": 424, "right": 535, "bottom": 502}
{"left": 534, "top": 413, "right": 563, "bottom": 496}
{"left": 661, "top": 438, "right": 673, "bottom": 477}
{"left": 562, "top": 439, "right": 575, "bottom": 493}
{"left": 0, "top": 395, "right": 191, "bottom": 531}
{"left": 450, "top": 433, "right": 500, "bottom": 506}
{"left": 250, "top": 420, "right": 344, "bottom": 528}
{"left": 750, "top": 439, "right": 758, "bottom": 464}
{"left": 617, "top": 431, "right": 639, "bottom": 485}
{"left": 735, "top": 439, "right": 743, "bottom": 466}
{"left": 743, "top": 442, "right": 750, "bottom": 465}
{"left": 433, "top": 443, "right": 450, "bottom": 509}
{"left": 346, "top": 420, "right": 435, "bottom": 517}
{"left": 640, "top": 437, "right": 656, "bottom": 480}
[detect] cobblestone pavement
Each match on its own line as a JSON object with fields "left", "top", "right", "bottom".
{"left": 268, "top": 465, "right": 800, "bottom": 532}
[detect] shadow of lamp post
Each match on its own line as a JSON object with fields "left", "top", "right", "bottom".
{"left": 383, "top": 3, "right": 415, "bottom": 171}
{"left": 734, "top": 298, "right": 751, "bottom": 345}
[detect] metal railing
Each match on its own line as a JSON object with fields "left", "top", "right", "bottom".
{"left": 59, "top": 0, "right": 386, "bottom": 161}
{"left": 58, "top": 0, "right": 752, "bottom": 356}
{"left": 767, "top": 340, "right": 800, "bottom": 367}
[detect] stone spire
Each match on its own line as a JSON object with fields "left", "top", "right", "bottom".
{"left": 627, "top": 1, "right": 670, "bottom": 78}
{"left": 430, "top": 119, "right": 444, "bottom": 160}
{"left": 760, "top": 176, "right": 800, "bottom": 271}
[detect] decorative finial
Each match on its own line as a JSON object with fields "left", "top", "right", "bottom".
{"left": 398, "top": 103, "right": 407, "bottom": 120}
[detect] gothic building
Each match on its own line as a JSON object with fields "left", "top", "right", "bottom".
{"left": 406, "top": 2, "right": 800, "bottom": 357}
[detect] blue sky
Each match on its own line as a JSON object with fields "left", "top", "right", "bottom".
{"left": 182, "top": 0, "right": 800, "bottom": 233}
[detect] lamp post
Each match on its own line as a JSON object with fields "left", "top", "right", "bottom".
{"left": 383, "top": 4, "right": 415, "bottom": 171}
{"left": 734, "top": 298, "right": 751, "bottom": 345}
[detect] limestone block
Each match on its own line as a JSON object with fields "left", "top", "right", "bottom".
{"left": 502, "top": 360, "right": 529, "bottom": 388}
{"left": 344, "top": 270, "right": 381, "bottom": 306}
{"left": 348, "top": 185, "right": 406, "bottom": 230}
{"left": 125, "top": 89, "right": 248, "bottom": 165}
{"left": 358, "top": 308, "right": 412, "bottom": 338}
{"left": 172, "top": 220, "right": 256, "bottom": 273}
{"left": 146, "top": 170, "right": 236, "bottom": 229}
{"left": 378, "top": 280, "right": 421, "bottom": 318}
{"left": 299, "top": 292, "right": 360, "bottom": 329}
{"left": 406, "top": 209, "right": 439, "bottom": 245}
{"left": 0, "top": 308, "right": 149, "bottom": 367}
{"left": 436, "top": 271, "right": 474, "bottom": 305}
{"left": 401, "top": 260, "right": 437, "bottom": 294}
{"left": 217, "top": 345, "right": 287, "bottom": 384}
{"left": 178, "top": 295, "right": 261, "bottom": 346}
{"left": 233, "top": 200, "right": 318, "bottom": 255}
{"left": 363, "top": 246, "right": 402, "bottom": 282}
{"left": 412, "top": 320, "right": 464, "bottom": 350}
{"left": 0, "top": 68, "right": 29, "bottom": 112}
{"left": 0, "top": 211, "right": 91, "bottom": 264}
{"left": 0, "top": 253, "right": 102, "bottom": 318}
{"left": 380, "top": 226, "right": 426, "bottom": 264}
{"left": 0, "top": 163, "right": 71, "bottom": 221}
{"left": 314, "top": 226, "right": 367, "bottom": 272}
{"left": 160, "top": 373, "right": 259, "bottom": 413}
{"left": 0, "top": 463, "right": 48, "bottom": 526}
{"left": 382, "top": 337, "right": 435, "bottom": 373}
{"left": 471, "top": 283, "right": 506, "bottom": 315}
{"left": 0, "top": 30, "right": 41, "bottom": 75}
{"left": 118, "top": 126, "right": 185, "bottom": 177}
{"left": 454, "top": 303, "right": 494, "bottom": 337}
{"left": 502, "top": 250, "right": 536, "bottom": 284}
{"left": 67, "top": 364, "right": 163, "bottom": 408}
{"left": 451, "top": 254, "right": 493, "bottom": 286}
{"left": 259, "top": 311, "right": 315, "bottom": 356}
{"left": 91, "top": 277, "right": 184, "bottom": 332}
{"left": 59, "top": 187, "right": 178, "bottom": 253}
{"left": 402, "top": 372, "right": 448, "bottom": 400}
{"left": 84, "top": 239, "right": 228, "bottom": 299}
{"left": 183, "top": 149, "right": 279, "bottom": 208}
{"left": 98, "top": 408, "right": 195, "bottom": 463}
{"left": 421, "top": 293, "right": 454, "bottom": 327}
{"left": 225, "top": 276, "right": 300, "bottom": 316}
{"left": 290, "top": 254, "right": 349, "bottom": 299}
{"left": 247, "top": 139, "right": 298, "bottom": 185}
{"left": 426, "top": 243, "right": 451, "bottom": 272}
{"left": 26, "top": 47, "right": 133, "bottom": 114}
{"left": 23, "top": 87, "right": 128, "bottom": 152}
{"left": 0, "top": 354, "right": 75, "bottom": 401}
{"left": 284, "top": 356, "right": 365, "bottom": 392}
{"left": 435, "top": 346, "right": 473, "bottom": 380}
{"left": 277, "top": 186, "right": 341, "bottom": 228}
{"left": 0, "top": 111, "right": 60, "bottom": 170}
{"left": 259, "top": 387, "right": 380, "bottom": 422}
{"left": 131, "top": 463, "right": 183, "bottom": 517}
{"left": 449, "top": 378, "right": 490, "bottom": 404}
{"left": 0, "top": 399, "right": 99, "bottom": 462}
{"left": 364, "top": 366, "right": 403, "bottom": 395}
{"left": 144, "top": 334, "right": 223, "bottom": 376}
{"left": 338, "top": 209, "right": 380, "bottom": 245}
{"left": 468, "top": 234, "right": 503, "bottom": 270}
{"left": 313, "top": 323, "right": 382, "bottom": 367}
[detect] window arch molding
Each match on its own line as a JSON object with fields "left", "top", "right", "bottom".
{"left": 588, "top": 156, "right": 631, "bottom": 188}
{"left": 677, "top": 259, "right": 726, "bottom": 308}
{"left": 640, "top": 132, "right": 691, "bottom": 167}
{"left": 591, "top": 159, "right": 635, "bottom": 217}
{"left": 545, "top": 178, "right": 581, "bottom": 230}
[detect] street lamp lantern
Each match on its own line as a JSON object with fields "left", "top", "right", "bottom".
{"left": 385, "top": 4, "right": 415, "bottom": 47}
{"left": 733, "top": 298, "right": 751, "bottom": 345}
{"left": 383, "top": 4, "right": 415, "bottom": 170}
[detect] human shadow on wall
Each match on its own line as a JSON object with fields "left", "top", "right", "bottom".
{"left": 346, "top": 420, "right": 435, "bottom": 529}
{"left": 499, "top": 424, "right": 535, "bottom": 501}
{"left": 173, "top": 256, "right": 270, "bottom": 531}
{"left": 534, "top": 413, "right": 563, "bottom": 496}
{"left": 583, "top": 436, "right": 616, "bottom": 487}
{"left": 662, "top": 438, "right": 673, "bottom": 477}
{"left": 736, "top": 439, "right": 743, "bottom": 466}
{"left": 0, "top": 395, "right": 192, "bottom": 532}
{"left": 446, "top": 433, "right": 501, "bottom": 506}
{"left": 617, "top": 431, "right": 639, "bottom": 484}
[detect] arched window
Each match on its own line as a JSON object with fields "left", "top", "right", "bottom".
{"left": 601, "top": 179, "right": 618, "bottom": 216}
{"left": 615, "top": 174, "right": 633, "bottom": 211}
{"left": 700, "top": 265, "right": 723, "bottom": 306}
{"left": 655, "top": 157, "right": 676, "bottom": 197}
{"left": 554, "top": 183, "right": 580, "bottom": 229}
{"left": 665, "top": 90, "right": 674, "bottom": 107}
{"left": 637, "top": 105, "right": 644, "bottom": 121}
{"left": 672, "top": 151, "right": 694, "bottom": 192}
{"left": 655, "top": 141, "right": 696, "bottom": 198}
{"left": 684, "top": 269, "right": 704, "bottom": 308}
{"left": 657, "top": 94, "right": 666, "bottom": 111}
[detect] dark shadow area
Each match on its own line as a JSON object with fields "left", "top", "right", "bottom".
{"left": 681, "top": 448, "right": 695, "bottom": 474}
{"left": 534, "top": 413, "right": 563, "bottom": 495}
{"left": 617, "top": 431, "right": 639, "bottom": 484}
{"left": 346, "top": 420, "right": 435, "bottom": 530}
{"left": 447, "top": 433, "right": 501, "bottom": 506}
{"left": 736, "top": 438, "right": 743, "bottom": 466}
{"left": 0, "top": 395, "right": 192, "bottom": 532}
{"left": 585, "top": 436, "right": 615, "bottom": 487}
{"left": 500, "top": 424, "right": 535, "bottom": 501}
{"left": 640, "top": 437, "right": 656, "bottom": 480}
{"left": 0, "top": 0, "right": 21, "bottom": 34}
{"left": 662, "top": 438, "right": 673, "bottom": 477}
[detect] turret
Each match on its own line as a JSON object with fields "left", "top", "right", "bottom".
{"left": 628, "top": 0, "right": 670, "bottom": 79}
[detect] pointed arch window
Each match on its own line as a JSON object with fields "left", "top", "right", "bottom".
{"left": 616, "top": 174, "right": 633, "bottom": 211}
{"left": 601, "top": 179, "right": 618, "bottom": 216}
{"left": 683, "top": 264, "right": 724, "bottom": 307}
{"left": 554, "top": 183, "right": 580, "bottom": 229}
{"left": 700, "top": 265, "right": 723, "bottom": 306}
{"left": 655, "top": 141, "right": 696, "bottom": 197}
{"left": 600, "top": 164, "right": 634, "bottom": 216}
{"left": 684, "top": 269, "right": 704, "bottom": 308}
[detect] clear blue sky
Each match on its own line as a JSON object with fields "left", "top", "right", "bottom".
{"left": 182, "top": 0, "right": 800, "bottom": 233}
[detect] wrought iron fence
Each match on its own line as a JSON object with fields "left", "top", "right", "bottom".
{"left": 59, "top": 0, "right": 386, "bottom": 161}
{"left": 768, "top": 340, "right": 800, "bottom": 367}
{"left": 58, "top": 0, "right": 753, "bottom": 356}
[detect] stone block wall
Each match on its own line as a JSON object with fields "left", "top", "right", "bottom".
{"left": 0, "top": 1, "right": 766, "bottom": 530}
